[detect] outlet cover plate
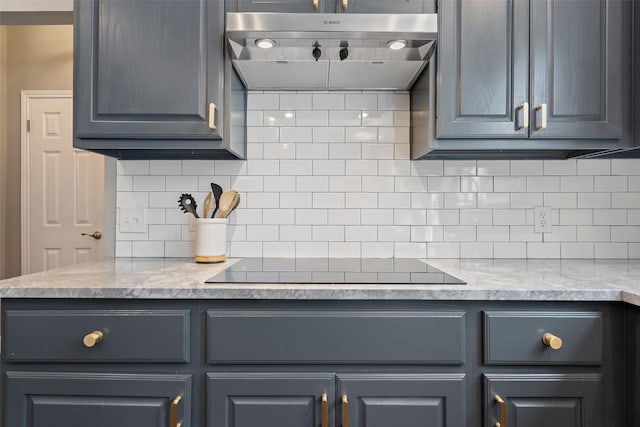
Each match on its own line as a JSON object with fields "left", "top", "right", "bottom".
{"left": 534, "top": 206, "right": 552, "bottom": 233}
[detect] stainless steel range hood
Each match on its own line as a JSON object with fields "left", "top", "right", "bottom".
{"left": 225, "top": 13, "right": 437, "bottom": 90}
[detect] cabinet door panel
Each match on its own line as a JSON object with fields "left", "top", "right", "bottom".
{"left": 337, "top": 374, "right": 465, "bottom": 427}
{"left": 484, "top": 374, "right": 603, "bottom": 427}
{"left": 530, "top": 0, "right": 624, "bottom": 139}
{"left": 437, "top": 0, "right": 528, "bottom": 138}
{"left": 5, "top": 372, "right": 191, "bottom": 427}
{"left": 340, "top": 0, "right": 435, "bottom": 14}
{"left": 235, "top": 0, "right": 324, "bottom": 12}
{"left": 75, "top": 0, "right": 224, "bottom": 139}
{"left": 207, "top": 372, "right": 335, "bottom": 427}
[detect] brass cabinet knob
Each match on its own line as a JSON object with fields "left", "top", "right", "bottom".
{"left": 83, "top": 330, "right": 103, "bottom": 348}
{"left": 542, "top": 332, "right": 563, "bottom": 350}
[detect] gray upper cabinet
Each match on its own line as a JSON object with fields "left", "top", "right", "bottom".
{"left": 234, "top": 0, "right": 435, "bottom": 13}
{"left": 436, "top": 0, "right": 631, "bottom": 146}
{"left": 74, "top": 0, "right": 246, "bottom": 159}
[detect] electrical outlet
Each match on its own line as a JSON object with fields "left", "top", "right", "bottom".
{"left": 534, "top": 206, "right": 552, "bottom": 233}
{"left": 119, "top": 193, "right": 147, "bottom": 233}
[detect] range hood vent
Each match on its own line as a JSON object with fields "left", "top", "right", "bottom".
{"left": 226, "top": 13, "right": 437, "bottom": 91}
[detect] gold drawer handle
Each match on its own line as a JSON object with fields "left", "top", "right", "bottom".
{"left": 171, "top": 395, "right": 182, "bottom": 427}
{"left": 313, "top": 0, "right": 319, "bottom": 9}
{"left": 321, "top": 393, "right": 328, "bottom": 427}
{"left": 535, "top": 103, "right": 547, "bottom": 130}
{"left": 208, "top": 103, "right": 217, "bottom": 130}
{"left": 342, "top": 0, "right": 348, "bottom": 9}
{"left": 82, "top": 330, "right": 103, "bottom": 348}
{"left": 516, "top": 102, "right": 529, "bottom": 130}
{"left": 542, "top": 332, "right": 563, "bottom": 350}
{"left": 342, "top": 395, "right": 349, "bottom": 427}
{"left": 495, "top": 395, "right": 507, "bottom": 427}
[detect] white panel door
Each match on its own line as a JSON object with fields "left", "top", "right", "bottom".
{"left": 22, "top": 92, "right": 104, "bottom": 274}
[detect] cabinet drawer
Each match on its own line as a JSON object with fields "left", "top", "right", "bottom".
{"left": 3, "top": 310, "right": 190, "bottom": 363}
{"left": 484, "top": 311, "right": 603, "bottom": 365}
{"left": 207, "top": 310, "right": 465, "bottom": 364}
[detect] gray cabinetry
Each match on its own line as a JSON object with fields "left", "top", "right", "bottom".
{"left": 426, "top": 0, "right": 632, "bottom": 158}
{"left": 338, "top": 374, "right": 466, "bottom": 427}
{"left": 74, "top": 0, "right": 246, "bottom": 159}
{"left": 207, "top": 373, "right": 335, "bottom": 427}
{"left": 5, "top": 372, "right": 191, "bottom": 427}
{"left": 233, "top": 0, "right": 434, "bottom": 13}
{"left": 484, "top": 374, "right": 603, "bottom": 427}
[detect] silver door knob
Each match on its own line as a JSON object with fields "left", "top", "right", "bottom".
{"left": 81, "top": 231, "right": 102, "bottom": 240}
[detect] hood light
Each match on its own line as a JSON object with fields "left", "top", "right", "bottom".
{"left": 256, "top": 38, "right": 276, "bottom": 49}
{"left": 387, "top": 39, "right": 407, "bottom": 50}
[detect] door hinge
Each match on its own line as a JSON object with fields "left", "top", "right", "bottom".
{"left": 26, "top": 119, "right": 30, "bottom": 132}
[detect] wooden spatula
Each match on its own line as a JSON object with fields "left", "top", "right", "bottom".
{"left": 215, "top": 190, "right": 239, "bottom": 218}
{"left": 202, "top": 192, "right": 212, "bottom": 218}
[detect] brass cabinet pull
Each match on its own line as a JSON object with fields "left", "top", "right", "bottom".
{"left": 535, "top": 103, "right": 547, "bottom": 130}
{"left": 321, "top": 393, "right": 328, "bottom": 427}
{"left": 516, "top": 102, "right": 529, "bottom": 130}
{"left": 208, "top": 103, "right": 217, "bottom": 130}
{"left": 495, "top": 395, "right": 507, "bottom": 427}
{"left": 82, "top": 330, "right": 103, "bottom": 348}
{"left": 171, "top": 396, "right": 182, "bottom": 427}
{"left": 313, "top": 0, "right": 319, "bottom": 9}
{"left": 342, "top": 0, "right": 348, "bottom": 9}
{"left": 542, "top": 332, "right": 563, "bottom": 350}
{"left": 341, "top": 395, "right": 349, "bottom": 427}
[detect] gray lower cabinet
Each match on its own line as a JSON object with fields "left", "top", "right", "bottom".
{"left": 425, "top": 0, "right": 632, "bottom": 158}
{"left": 484, "top": 374, "right": 603, "bottom": 427}
{"left": 74, "top": 0, "right": 246, "bottom": 159}
{"left": 5, "top": 372, "right": 191, "bottom": 427}
{"left": 207, "top": 372, "right": 465, "bottom": 427}
{"left": 0, "top": 300, "right": 629, "bottom": 426}
{"left": 233, "top": 0, "right": 434, "bottom": 13}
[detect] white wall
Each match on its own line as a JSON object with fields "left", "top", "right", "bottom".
{"left": 3, "top": 25, "right": 73, "bottom": 278}
{"left": 0, "top": 27, "right": 7, "bottom": 278}
{"left": 115, "top": 91, "right": 640, "bottom": 259}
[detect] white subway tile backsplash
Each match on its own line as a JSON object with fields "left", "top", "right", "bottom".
{"left": 594, "top": 243, "right": 628, "bottom": 258}
{"left": 280, "top": 93, "right": 312, "bottom": 109}
{"left": 560, "top": 176, "right": 593, "bottom": 192}
{"left": 595, "top": 176, "right": 627, "bottom": 192}
{"left": 493, "top": 242, "right": 527, "bottom": 258}
{"left": 578, "top": 193, "right": 611, "bottom": 208}
{"left": 281, "top": 127, "right": 313, "bottom": 143}
{"left": 411, "top": 225, "right": 444, "bottom": 242}
{"left": 612, "top": 159, "right": 640, "bottom": 175}
{"left": 511, "top": 160, "right": 543, "bottom": 176}
{"left": 263, "top": 242, "right": 296, "bottom": 257}
{"left": 313, "top": 193, "right": 345, "bottom": 209}
{"left": 313, "top": 94, "right": 345, "bottom": 110}
{"left": 477, "top": 160, "right": 510, "bottom": 176}
{"left": 362, "top": 143, "right": 394, "bottom": 159}
{"left": 494, "top": 177, "right": 527, "bottom": 193}
{"left": 527, "top": 176, "right": 560, "bottom": 192}
{"left": 477, "top": 226, "right": 509, "bottom": 242}
{"left": 345, "top": 93, "right": 377, "bottom": 110}
{"left": 544, "top": 160, "right": 576, "bottom": 175}
{"left": 612, "top": 193, "right": 640, "bottom": 208}
{"left": 461, "top": 242, "right": 493, "bottom": 258}
{"left": 379, "top": 226, "right": 410, "bottom": 241}
{"left": 280, "top": 192, "right": 312, "bottom": 208}
{"left": 116, "top": 92, "right": 640, "bottom": 259}
{"left": 578, "top": 159, "right": 610, "bottom": 175}
{"left": 330, "top": 110, "right": 362, "bottom": 127}
{"left": 329, "top": 144, "right": 362, "bottom": 159}
{"left": 345, "top": 226, "right": 378, "bottom": 241}
{"left": 444, "top": 160, "right": 476, "bottom": 176}
{"left": 561, "top": 243, "right": 594, "bottom": 259}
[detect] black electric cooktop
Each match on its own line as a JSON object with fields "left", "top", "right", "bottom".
{"left": 205, "top": 258, "right": 465, "bottom": 285}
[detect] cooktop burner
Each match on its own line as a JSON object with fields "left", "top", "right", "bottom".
{"left": 205, "top": 258, "right": 465, "bottom": 285}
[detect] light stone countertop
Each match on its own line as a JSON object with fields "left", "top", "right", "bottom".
{"left": 0, "top": 258, "right": 638, "bottom": 305}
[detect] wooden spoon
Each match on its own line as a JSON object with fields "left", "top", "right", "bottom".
{"left": 215, "top": 190, "right": 239, "bottom": 218}
{"left": 202, "top": 192, "right": 212, "bottom": 218}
